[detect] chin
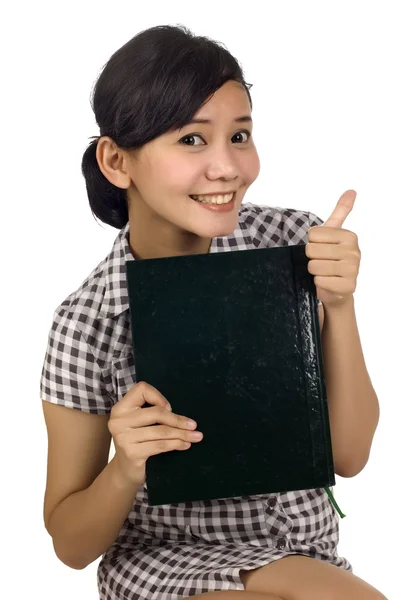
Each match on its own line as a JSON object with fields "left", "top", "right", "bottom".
{"left": 194, "top": 219, "right": 239, "bottom": 239}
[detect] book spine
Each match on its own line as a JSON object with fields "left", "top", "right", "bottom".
{"left": 309, "top": 273, "right": 336, "bottom": 486}
{"left": 290, "top": 245, "right": 336, "bottom": 486}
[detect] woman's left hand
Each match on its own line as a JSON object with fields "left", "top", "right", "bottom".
{"left": 305, "top": 189, "right": 361, "bottom": 308}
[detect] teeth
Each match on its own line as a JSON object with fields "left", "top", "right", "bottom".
{"left": 190, "top": 193, "right": 234, "bottom": 204}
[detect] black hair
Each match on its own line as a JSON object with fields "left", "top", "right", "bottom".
{"left": 81, "top": 24, "right": 253, "bottom": 229}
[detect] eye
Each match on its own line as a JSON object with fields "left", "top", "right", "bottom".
{"left": 178, "top": 130, "right": 252, "bottom": 146}
{"left": 232, "top": 130, "right": 251, "bottom": 144}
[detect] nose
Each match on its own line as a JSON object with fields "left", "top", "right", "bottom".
{"left": 205, "top": 150, "right": 240, "bottom": 181}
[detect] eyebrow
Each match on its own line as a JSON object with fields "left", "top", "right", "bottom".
{"left": 183, "top": 116, "right": 253, "bottom": 126}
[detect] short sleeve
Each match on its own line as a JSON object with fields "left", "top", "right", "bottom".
{"left": 40, "top": 306, "right": 113, "bottom": 414}
{"left": 308, "top": 211, "right": 324, "bottom": 228}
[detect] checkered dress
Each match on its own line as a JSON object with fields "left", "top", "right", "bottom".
{"left": 40, "top": 202, "right": 353, "bottom": 600}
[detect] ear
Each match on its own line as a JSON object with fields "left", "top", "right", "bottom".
{"left": 96, "top": 136, "right": 131, "bottom": 189}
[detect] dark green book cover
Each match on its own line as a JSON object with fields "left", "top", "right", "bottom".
{"left": 126, "top": 243, "right": 335, "bottom": 506}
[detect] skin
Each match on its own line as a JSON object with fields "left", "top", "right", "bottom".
{"left": 96, "top": 82, "right": 387, "bottom": 599}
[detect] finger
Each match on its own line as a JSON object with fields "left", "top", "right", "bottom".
{"left": 306, "top": 241, "right": 345, "bottom": 258}
{"left": 110, "top": 405, "right": 196, "bottom": 436}
{"left": 323, "top": 189, "right": 356, "bottom": 228}
{"left": 112, "top": 381, "right": 172, "bottom": 416}
{"left": 128, "top": 424, "right": 203, "bottom": 444}
{"left": 131, "top": 405, "right": 197, "bottom": 430}
{"left": 313, "top": 275, "right": 355, "bottom": 295}
{"left": 134, "top": 438, "right": 192, "bottom": 459}
{"left": 307, "top": 259, "right": 345, "bottom": 277}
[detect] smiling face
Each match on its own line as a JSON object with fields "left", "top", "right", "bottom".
{"left": 99, "top": 79, "right": 261, "bottom": 259}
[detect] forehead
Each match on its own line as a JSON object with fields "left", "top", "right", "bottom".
{"left": 189, "top": 81, "right": 251, "bottom": 123}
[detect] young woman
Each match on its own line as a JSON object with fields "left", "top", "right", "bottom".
{"left": 40, "top": 24, "right": 387, "bottom": 600}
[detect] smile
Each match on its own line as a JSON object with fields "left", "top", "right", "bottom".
{"left": 189, "top": 193, "right": 234, "bottom": 204}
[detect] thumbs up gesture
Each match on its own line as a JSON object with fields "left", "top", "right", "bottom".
{"left": 305, "top": 190, "right": 361, "bottom": 308}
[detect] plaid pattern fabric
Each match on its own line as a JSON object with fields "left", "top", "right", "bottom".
{"left": 40, "top": 202, "right": 352, "bottom": 600}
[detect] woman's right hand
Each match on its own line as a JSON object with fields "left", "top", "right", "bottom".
{"left": 108, "top": 381, "right": 204, "bottom": 487}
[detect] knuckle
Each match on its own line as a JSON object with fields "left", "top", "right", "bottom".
{"left": 179, "top": 415, "right": 188, "bottom": 426}
{"left": 107, "top": 418, "right": 117, "bottom": 435}
{"left": 135, "top": 380, "right": 150, "bottom": 394}
{"left": 155, "top": 408, "right": 166, "bottom": 421}
{"left": 159, "top": 405, "right": 169, "bottom": 416}
{"left": 156, "top": 439, "right": 168, "bottom": 450}
{"left": 349, "top": 262, "right": 358, "bottom": 274}
{"left": 158, "top": 425, "right": 170, "bottom": 437}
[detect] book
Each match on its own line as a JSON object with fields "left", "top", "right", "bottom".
{"left": 125, "top": 243, "right": 335, "bottom": 506}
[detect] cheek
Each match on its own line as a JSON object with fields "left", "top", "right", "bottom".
{"left": 155, "top": 156, "right": 198, "bottom": 192}
{"left": 235, "top": 147, "right": 261, "bottom": 187}
{"left": 245, "top": 149, "right": 261, "bottom": 182}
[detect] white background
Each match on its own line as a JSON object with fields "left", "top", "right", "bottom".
{"left": 1, "top": 1, "right": 396, "bottom": 598}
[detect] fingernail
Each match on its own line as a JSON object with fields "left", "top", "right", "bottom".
{"left": 166, "top": 403, "right": 172, "bottom": 411}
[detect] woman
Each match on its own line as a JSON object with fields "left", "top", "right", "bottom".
{"left": 40, "top": 24, "right": 387, "bottom": 600}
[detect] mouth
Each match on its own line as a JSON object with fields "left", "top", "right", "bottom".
{"left": 188, "top": 192, "right": 235, "bottom": 205}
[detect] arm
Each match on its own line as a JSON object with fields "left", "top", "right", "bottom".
{"left": 318, "top": 298, "right": 380, "bottom": 477}
{"left": 42, "top": 401, "right": 140, "bottom": 570}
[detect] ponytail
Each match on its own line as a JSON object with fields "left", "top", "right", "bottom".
{"left": 81, "top": 137, "right": 129, "bottom": 229}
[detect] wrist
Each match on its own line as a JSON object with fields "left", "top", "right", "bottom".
{"left": 108, "top": 456, "right": 142, "bottom": 493}
{"left": 323, "top": 294, "right": 355, "bottom": 315}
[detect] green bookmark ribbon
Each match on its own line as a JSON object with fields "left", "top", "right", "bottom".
{"left": 324, "top": 487, "right": 346, "bottom": 518}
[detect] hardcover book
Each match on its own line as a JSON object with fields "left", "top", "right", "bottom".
{"left": 126, "top": 243, "right": 335, "bottom": 506}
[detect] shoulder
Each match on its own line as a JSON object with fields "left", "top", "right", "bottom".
{"left": 52, "top": 258, "right": 108, "bottom": 336}
{"left": 239, "top": 201, "right": 324, "bottom": 248}
{"left": 46, "top": 246, "right": 128, "bottom": 372}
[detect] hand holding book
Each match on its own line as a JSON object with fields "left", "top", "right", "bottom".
{"left": 306, "top": 189, "right": 360, "bottom": 308}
